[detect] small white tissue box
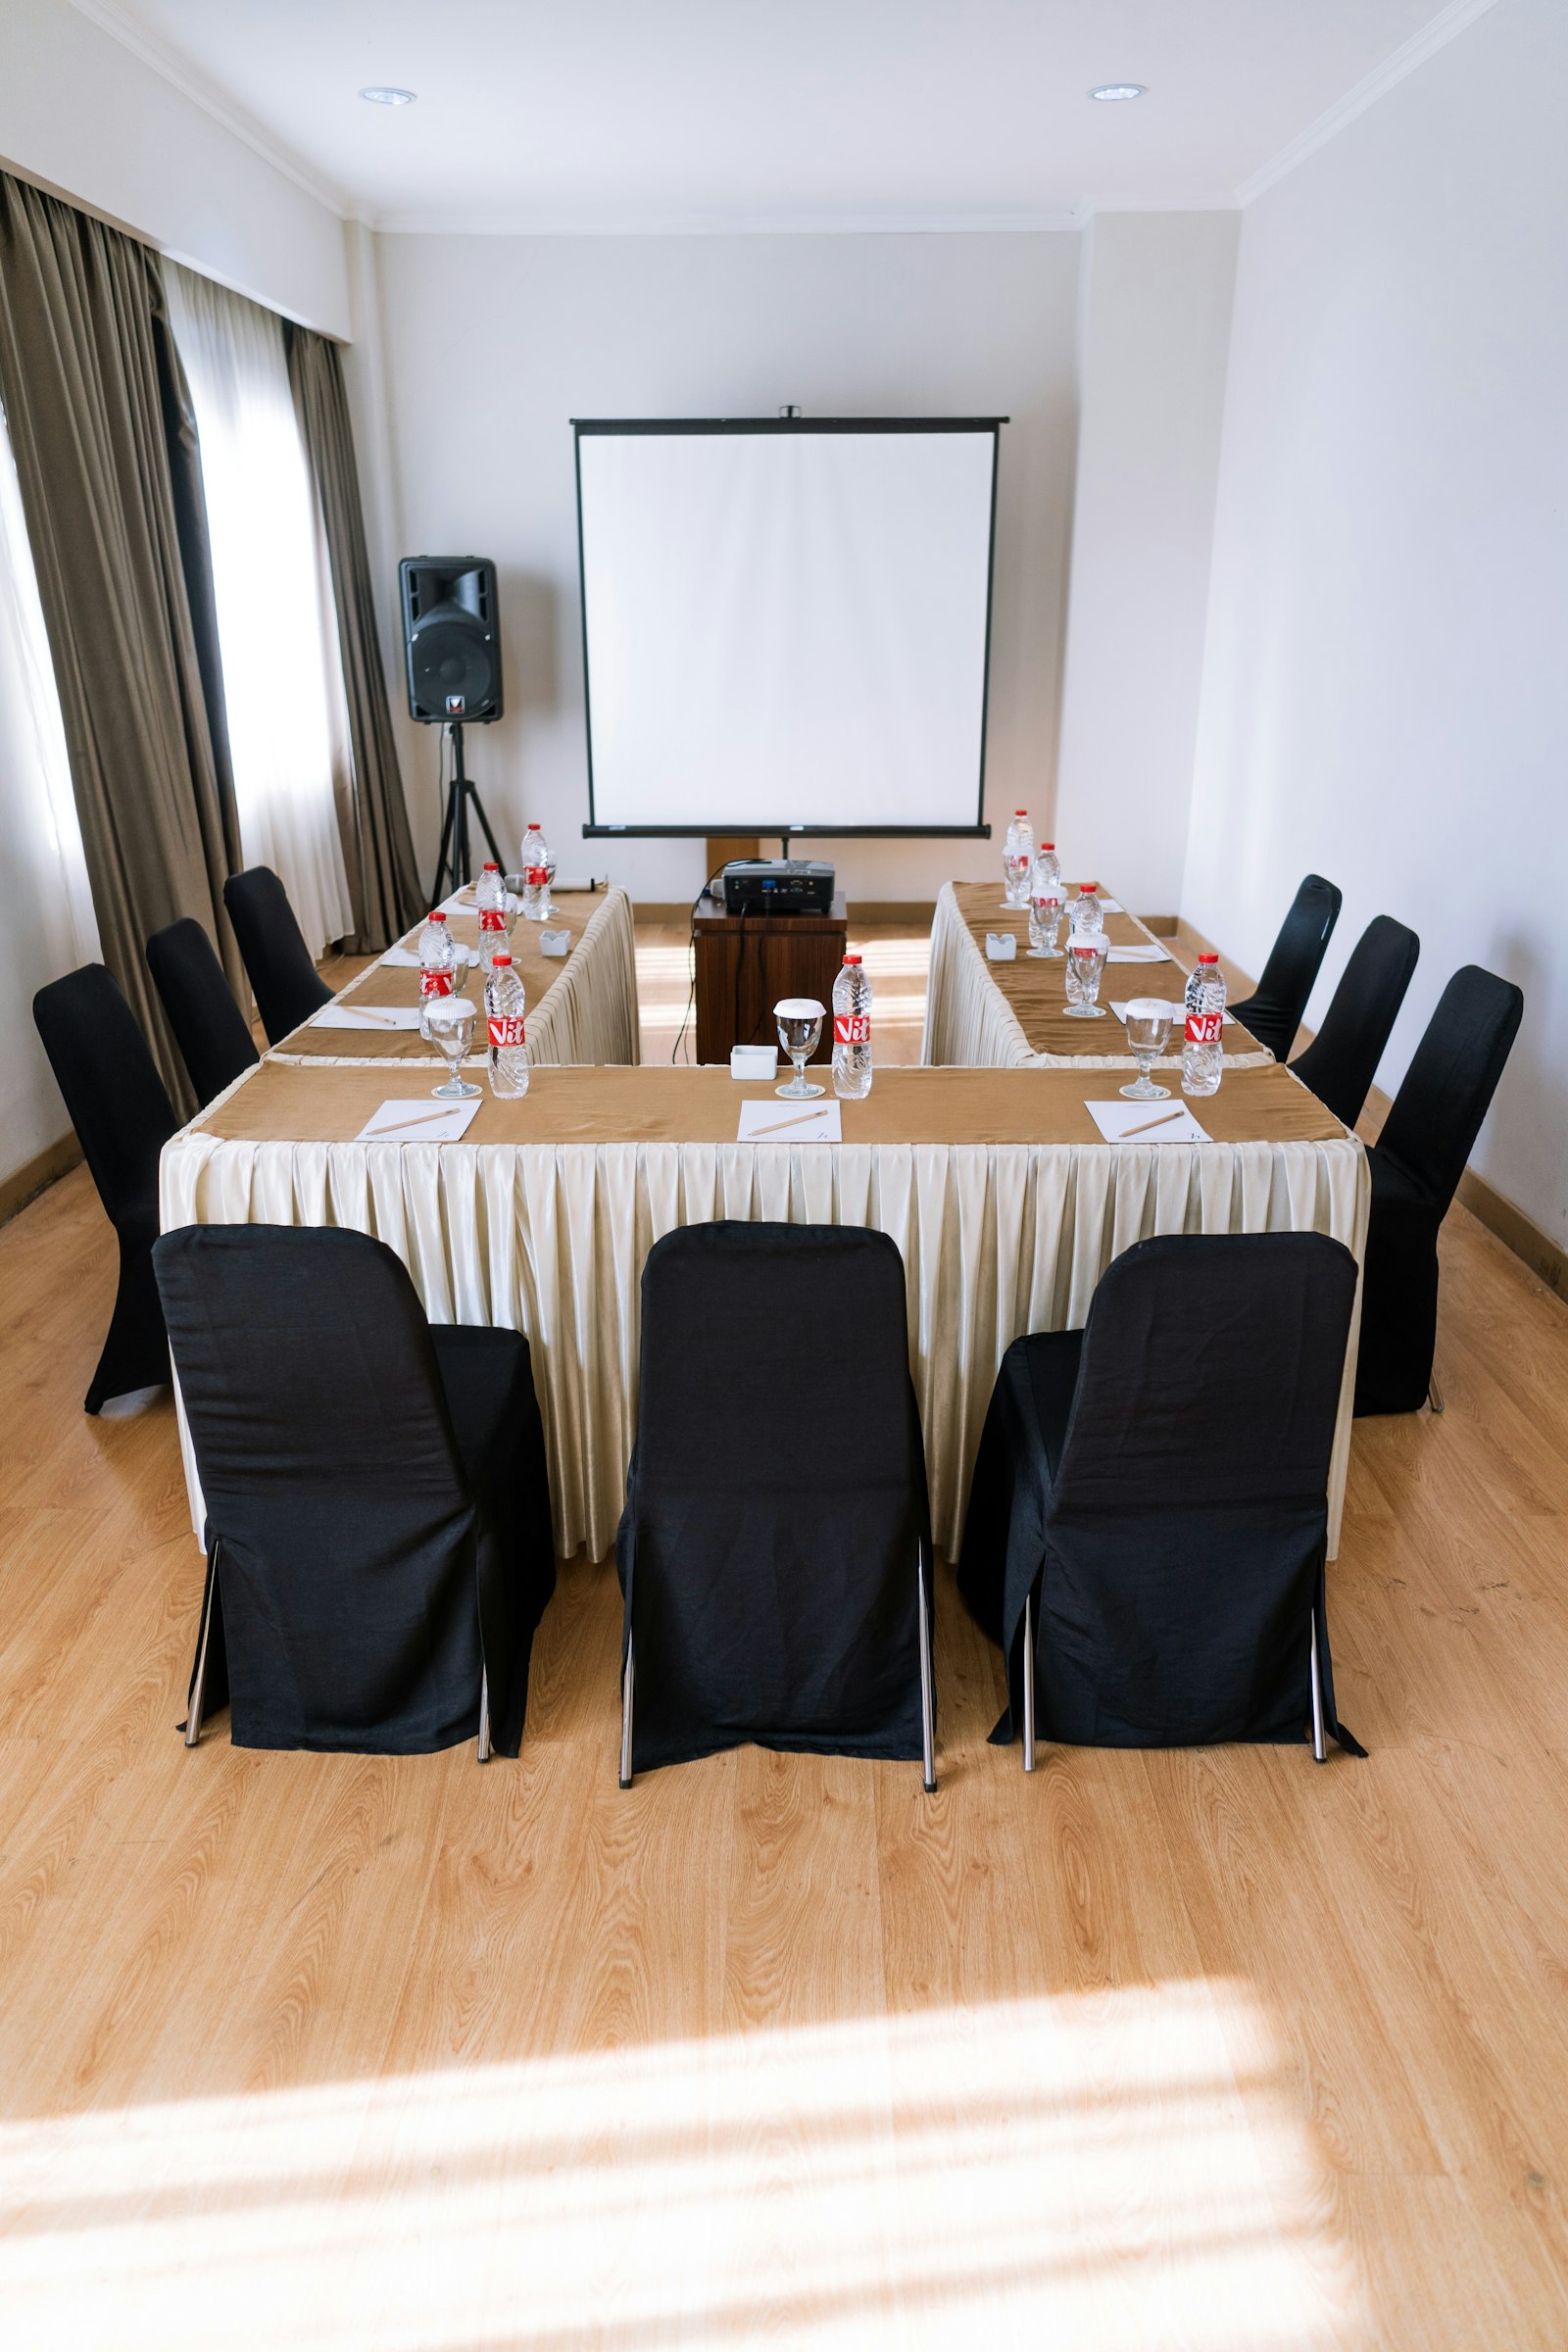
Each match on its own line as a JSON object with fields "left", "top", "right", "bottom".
{"left": 985, "top": 932, "right": 1017, "bottom": 961}
{"left": 539, "top": 929, "right": 571, "bottom": 957}
{"left": 730, "top": 1045, "right": 779, "bottom": 1080}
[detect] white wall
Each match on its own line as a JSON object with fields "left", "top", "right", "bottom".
{"left": 0, "top": 0, "right": 348, "bottom": 333}
{"left": 371, "top": 229, "right": 1080, "bottom": 903}
{"left": 1184, "top": 0, "right": 1567, "bottom": 1243}
{"left": 1054, "top": 211, "right": 1238, "bottom": 914}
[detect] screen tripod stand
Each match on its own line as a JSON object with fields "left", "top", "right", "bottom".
{"left": 428, "top": 721, "right": 506, "bottom": 903}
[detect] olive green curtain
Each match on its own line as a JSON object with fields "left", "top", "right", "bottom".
{"left": 0, "top": 172, "right": 244, "bottom": 1108}
{"left": 285, "top": 324, "right": 420, "bottom": 952}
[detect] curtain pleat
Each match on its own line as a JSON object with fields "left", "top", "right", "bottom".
{"left": 0, "top": 171, "right": 244, "bottom": 1107}
{"left": 285, "top": 325, "right": 420, "bottom": 953}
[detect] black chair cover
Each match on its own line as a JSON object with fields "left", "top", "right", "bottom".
{"left": 957, "top": 1232, "right": 1363, "bottom": 1755}
{"left": 1290, "top": 914, "right": 1419, "bottom": 1129}
{"left": 146, "top": 917, "right": 261, "bottom": 1108}
{"left": 1354, "top": 964, "right": 1523, "bottom": 1416}
{"left": 617, "top": 1222, "right": 932, "bottom": 1773}
{"left": 153, "top": 1224, "right": 556, "bottom": 1755}
{"left": 1231, "top": 873, "right": 1343, "bottom": 1061}
{"left": 222, "top": 865, "right": 332, "bottom": 1045}
{"left": 32, "top": 964, "right": 177, "bottom": 1412}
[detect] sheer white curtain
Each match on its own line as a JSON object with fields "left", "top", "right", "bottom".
{"left": 165, "top": 264, "right": 351, "bottom": 956}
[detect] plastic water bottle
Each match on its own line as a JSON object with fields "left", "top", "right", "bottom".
{"left": 474, "top": 861, "right": 509, "bottom": 970}
{"left": 1003, "top": 809, "right": 1034, "bottom": 906}
{"left": 1182, "top": 952, "right": 1226, "bottom": 1096}
{"left": 1070, "top": 882, "right": 1104, "bottom": 939}
{"left": 1027, "top": 854, "right": 1066, "bottom": 957}
{"left": 417, "top": 908, "right": 457, "bottom": 1040}
{"left": 831, "top": 953, "right": 873, "bottom": 1099}
{"left": 520, "top": 822, "right": 551, "bottom": 921}
{"left": 1034, "top": 839, "right": 1061, "bottom": 897}
{"left": 484, "top": 952, "right": 529, "bottom": 1097}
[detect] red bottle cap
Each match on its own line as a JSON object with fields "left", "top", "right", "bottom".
{"left": 482, "top": 860, "right": 499, "bottom": 871}
{"left": 1041, "top": 841, "right": 1054, "bottom": 850}
{"left": 1014, "top": 808, "right": 1028, "bottom": 815}
{"left": 1198, "top": 952, "right": 1219, "bottom": 963}
{"left": 492, "top": 952, "right": 513, "bottom": 966}
{"left": 843, "top": 953, "right": 861, "bottom": 964}
{"left": 427, "top": 910, "right": 448, "bottom": 922}
{"left": 1081, "top": 883, "right": 1098, "bottom": 893}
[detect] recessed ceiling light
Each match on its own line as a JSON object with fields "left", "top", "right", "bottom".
{"left": 360, "top": 85, "right": 416, "bottom": 106}
{"left": 1089, "top": 83, "right": 1146, "bottom": 103}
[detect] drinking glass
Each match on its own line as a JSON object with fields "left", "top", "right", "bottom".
{"left": 1119, "top": 998, "right": 1177, "bottom": 1099}
{"left": 774, "top": 997, "right": 826, "bottom": 1098}
{"left": 542, "top": 848, "right": 558, "bottom": 918}
{"left": 1027, "top": 890, "right": 1065, "bottom": 957}
{"left": 1063, "top": 935, "right": 1108, "bottom": 1017}
{"left": 426, "top": 996, "right": 480, "bottom": 1098}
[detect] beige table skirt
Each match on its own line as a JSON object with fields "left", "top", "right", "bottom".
{"left": 162, "top": 1065, "right": 1367, "bottom": 1567}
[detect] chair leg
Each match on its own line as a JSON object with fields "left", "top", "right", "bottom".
{"left": 618, "top": 1636, "right": 635, "bottom": 1789}
{"left": 1309, "top": 1608, "right": 1327, "bottom": 1765}
{"left": 184, "top": 1569, "right": 215, "bottom": 1749}
{"left": 1022, "top": 1591, "right": 1037, "bottom": 1774}
{"left": 476, "top": 1669, "right": 492, "bottom": 1763}
{"left": 917, "top": 1545, "right": 937, "bottom": 1794}
{"left": 1428, "top": 1371, "right": 1446, "bottom": 1414}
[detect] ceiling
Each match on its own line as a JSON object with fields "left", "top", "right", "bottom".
{"left": 74, "top": 0, "right": 1480, "bottom": 229}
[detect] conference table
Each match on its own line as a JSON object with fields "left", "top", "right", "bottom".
{"left": 162, "top": 875, "right": 1366, "bottom": 1563}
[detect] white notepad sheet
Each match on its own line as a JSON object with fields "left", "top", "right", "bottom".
{"left": 1085, "top": 1099, "right": 1211, "bottom": 1145}
{"left": 737, "top": 1099, "right": 843, "bottom": 1143}
{"left": 355, "top": 1098, "right": 482, "bottom": 1143}
{"left": 311, "top": 1003, "right": 424, "bottom": 1031}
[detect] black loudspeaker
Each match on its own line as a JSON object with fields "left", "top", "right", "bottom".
{"left": 399, "top": 556, "right": 503, "bottom": 724}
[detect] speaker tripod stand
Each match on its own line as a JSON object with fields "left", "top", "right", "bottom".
{"left": 429, "top": 722, "right": 506, "bottom": 904}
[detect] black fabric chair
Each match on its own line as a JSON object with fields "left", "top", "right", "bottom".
{"left": 1231, "top": 873, "right": 1343, "bottom": 1061}
{"left": 146, "top": 918, "right": 261, "bottom": 1108}
{"left": 957, "top": 1232, "right": 1363, "bottom": 1767}
{"left": 32, "top": 965, "right": 178, "bottom": 1413}
{"left": 616, "top": 1222, "right": 936, "bottom": 1788}
{"left": 1353, "top": 965, "right": 1523, "bottom": 1418}
{"left": 1290, "top": 914, "right": 1420, "bottom": 1129}
{"left": 152, "top": 1224, "right": 556, "bottom": 1757}
{"left": 222, "top": 865, "right": 332, "bottom": 1045}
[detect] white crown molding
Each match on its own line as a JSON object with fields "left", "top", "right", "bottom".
{"left": 1078, "top": 194, "right": 1241, "bottom": 220}
{"left": 1235, "top": 0, "right": 1503, "bottom": 207}
{"left": 369, "top": 204, "right": 1089, "bottom": 239}
{"left": 65, "top": 0, "right": 349, "bottom": 217}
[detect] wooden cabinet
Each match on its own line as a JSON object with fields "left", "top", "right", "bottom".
{"left": 692, "top": 896, "right": 848, "bottom": 1065}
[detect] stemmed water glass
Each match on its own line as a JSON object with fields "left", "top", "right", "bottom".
{"left": 426, "top": 996, "right": 480, "bottom": 1099}
{"left": 1120, "top": 999, "right": 1177, "bottom": 1100}
{"left": 1063, "top": 934, "right": 1108, "bottom": 1017}
{"left": 1028, "top": 887, "right": 1065, "bottom": 957}
{"left": 773, "top": 998, "right": 826, "bottom": 1099}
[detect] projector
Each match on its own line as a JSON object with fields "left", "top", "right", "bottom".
{"left": 722, "top": 859, "right": 836, "bottom": 915}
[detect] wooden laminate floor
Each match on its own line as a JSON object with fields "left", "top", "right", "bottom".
{"left": 3, "top": 927, "right": 1567, "bottom": 2347}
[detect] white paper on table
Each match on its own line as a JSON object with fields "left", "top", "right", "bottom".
{"left": 311, "top": 1003, "right": 425, "bottom": 1031}
{"left": 355, "top": 1098, "right": 482, "bottom": 1144}
{"left": 379, "top": 945, "right": 421, "bottom": 966}
{"left": 1110, "top": 1002, "right": 1236, "bottom": 1025}
{"left": 1085, "top": 1098, "right": 1211, "bottom": 1145}
{"left": 1091, "top": 897, "right": 1124, "bottom": 912}
{"left": 737, "top": 1099, "right": 843, "bottom": 1143}
{"left": 1105, "top": 944, "right": 1169, "bottom": 963}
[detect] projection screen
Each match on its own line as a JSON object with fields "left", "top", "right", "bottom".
{"left": 574, "top": 419, "right": 1002, "bottom": 837}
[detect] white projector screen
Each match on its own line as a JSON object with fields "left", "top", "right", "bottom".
{"left": 575, "top": 422, "right": 1000, "bottom": 835}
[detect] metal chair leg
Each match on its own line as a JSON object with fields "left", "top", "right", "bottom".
{"left": 1428, "top": 1371, "right": 1446, "bottom": 1414}
{"left": 1309, "top": 1608, "right": 1327, "bottom": 1764}
{"left": 476, "top": 1669, "right": 492, "bottom": 1763}
{"left": 917, "top": 1546, "right": 937, "bottom": 1793}
{"left": 618, "top": 1635, "right": 635, "bottom": 1789}
{"left": 1022, "top": 1591, "right": 1037, "bottom": 1774}
{"left": 183, "top": 1555, "right": 216, "bottom": 1749}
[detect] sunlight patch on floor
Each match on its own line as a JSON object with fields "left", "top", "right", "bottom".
{"left": 0, "top": 1981, "right": 1359, "bottom": 2350}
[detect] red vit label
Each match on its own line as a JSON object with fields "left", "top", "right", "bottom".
{"left": 834, "top": 1013, "right": 870, "bottom": 1046}
{"left": 419, "top": 970, "right": 455, "bottom": 998}
{"left": 488, "top": 1015, "right": 526, "bottom": 1050}
{"left": 525, "top": 866, "right": 548, "bottom": 886}
{"left": 478, "top": 907, "right": 506, "bottom": 932}
{"left": 1186, "top": 1011, "right": 1223, "bottom": 1045}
